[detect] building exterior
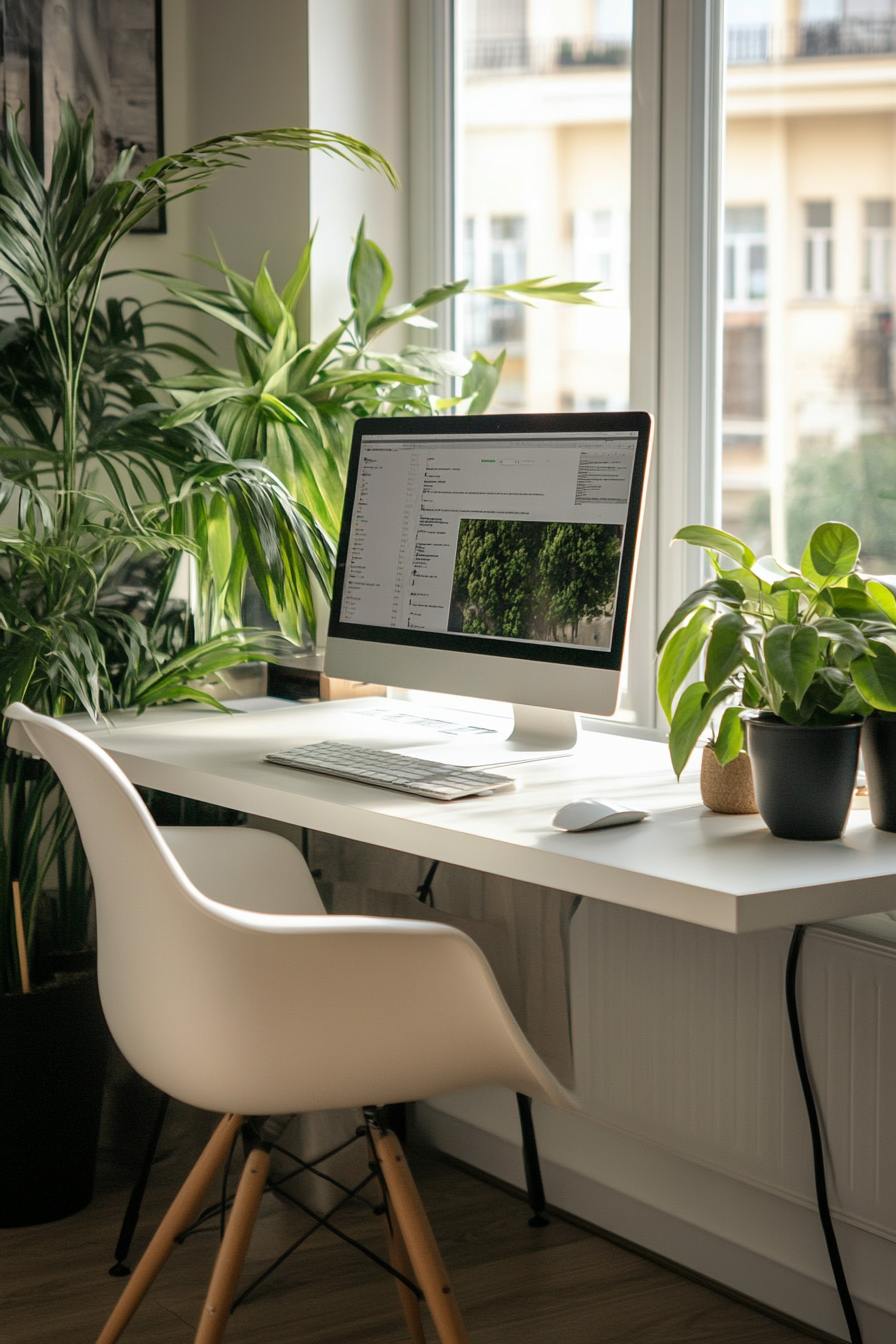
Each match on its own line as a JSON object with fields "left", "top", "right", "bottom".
{"left": 460, "top": 0, "right": 896, "bottom": 568}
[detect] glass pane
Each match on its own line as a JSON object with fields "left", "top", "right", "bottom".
{"left": 721, "top": 13, "right": 896, "bottom": 572}
{"left": 458, "top": 0, "right": 633, "bottom": 414}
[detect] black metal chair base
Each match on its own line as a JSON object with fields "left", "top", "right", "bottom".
{"left": 109, "top": 1086, "right": 549, "bottom": 1287}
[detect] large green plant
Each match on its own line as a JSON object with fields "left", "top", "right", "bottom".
{"left": 139, "top": 221, "right": 601, "bottom": 637}
{"left": 657, "top": 521, "right": 896, "bottom": 778}
{"left": 0, "top": 102, "right": 394, "bottom": 992}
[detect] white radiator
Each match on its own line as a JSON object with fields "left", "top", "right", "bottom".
{"left": 569, "top": 904, "right": 896, "bottom": 1242}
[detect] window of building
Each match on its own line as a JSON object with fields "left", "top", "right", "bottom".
{"left": 465, "top": 0, "right": 527, "bottom": 72}
{"left": 488, "top": 215, "right": 526, "bottom": 343}
{"left": 572, "top": 209, "right": 629, "bottom": 298}
{"left": 804, "top": 201, "right": 834, "bottom": 297}
{"left": 456, "top": 1, "right": 632, "bottom": 414}
{"left": 722, "top": 12, "right": 896, "bottom": 575}
{"left": 724, "top": 206, "right": 767, "bottom": 303}
{"left": 463, "top": 214, "right": 527, "bottom": 349}
{"left": 863, "top": 199, "right": 892, "bottom": 297}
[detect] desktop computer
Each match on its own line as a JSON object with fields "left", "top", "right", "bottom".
{"left": 323, "top": 411, "right": 653, "bottom": 767}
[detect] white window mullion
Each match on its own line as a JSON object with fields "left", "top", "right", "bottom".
{"left": 623, "top": 0, "right": 664, "bottom": 728}
{"left": 626, "top": 0, "right": 726, "bottom": 729}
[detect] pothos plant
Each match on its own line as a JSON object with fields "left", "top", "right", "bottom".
{"left": 657, "top": 521, "right": 896, "bottom": 778}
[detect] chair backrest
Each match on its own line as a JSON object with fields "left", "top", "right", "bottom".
{"left": 2, "top": 703, "right": 323, "bottom": 1101}
{"left": 4, "top": 704, "right": 571, "bottom": 1116}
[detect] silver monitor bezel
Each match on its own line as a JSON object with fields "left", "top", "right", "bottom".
{"left": 324, "top": 411, "right": 654, "bottom": 716}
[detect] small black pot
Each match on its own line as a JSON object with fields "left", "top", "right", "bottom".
{"left": 0, "top": 972, "right": 107, "bottom": 1226}
{"left": 861, "top": 715, "right": 896, "bottom": 832}
{"left": 745, "top": 715, "right": 862, "bottom": 841}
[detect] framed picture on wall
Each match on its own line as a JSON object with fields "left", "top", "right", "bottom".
{"left": 0, "top": 0, "right": 165, "bottom": 233}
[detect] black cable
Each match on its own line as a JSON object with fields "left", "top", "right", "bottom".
{"left": 785, "top": 925, "right": 863, "bottom": 1344}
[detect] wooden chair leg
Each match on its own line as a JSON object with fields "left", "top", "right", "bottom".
{"left": 194, "top": 1147, "right": 270, "bottom": 1344}
{"left": 370, "top": 1127, "right": 469, "bottom": 1344}
{"left": 367, "top": 1131, "right": 427, "bottom": 1344}
{"left": 96, "top": 1113, "right": 243, "bottom": 1344}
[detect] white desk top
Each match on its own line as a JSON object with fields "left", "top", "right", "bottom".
{"left": 43, "top": 697, "right": 896, "bottom": 936}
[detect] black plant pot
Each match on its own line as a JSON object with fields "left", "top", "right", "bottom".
{"left": 745, "top": 715, "right": 862, "bottom": 841}
{"left": 0, "top": 972, "right": 107, "bottom": 1226}
{"left": 861, "top": 715, "right": 896, "bottom": 832}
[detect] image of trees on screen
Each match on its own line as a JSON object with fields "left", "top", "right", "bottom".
{"left": 448, "top": 519, "right": 622, "bottom": 646}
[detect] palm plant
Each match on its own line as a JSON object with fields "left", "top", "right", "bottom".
{"left": 0, "top": 101, "right": 395, "bottom": 992}
{"left": 139, "top": 219, "right": 601, "bottom": 637}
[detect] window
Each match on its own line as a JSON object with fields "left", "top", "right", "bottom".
{"left": 724, "top": 206, "right": 767, "bottom": 304}
{"left": 804, "top": 201, "right": 834, "bottom": 298}
{"left": 463, "top": 214, "right": 527, "bottom": 350}
{"left": 465, "top": 0, "right": 527, "bottom": 71}
{"left": 573, "top": 209, "right": 629, "bottom": 299}
{"left": 863, "top": 199, "right": 892, "bottom": 297}
{"left": 722, "top": 10, "right": 896, "bottom": 573}
{"left": 456, "top": 1, "right": 633, "bottom": 415}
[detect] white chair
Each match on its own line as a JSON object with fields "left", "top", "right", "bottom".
{"left": 5, "top": 703, "right": 574, "bottom": 1344}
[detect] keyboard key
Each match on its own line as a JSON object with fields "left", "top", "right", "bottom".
{"left": 264, "top": 741, "right": 514, "bottom": 800}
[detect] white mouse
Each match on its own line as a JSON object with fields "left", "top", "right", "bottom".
{"left": 552, "top": 799, "right": 648, "bottom": 832}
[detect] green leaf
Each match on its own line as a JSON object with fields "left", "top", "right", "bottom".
{"left": 752, "top": 555, "right": 798, "bottom": 584}
{"left": 714, "top": 706, "right": 745, "bottom": 767}
{"left": 657, "top": 606, "right": 713, "bottom": 722}
{"left": 866, "top": 579, "right": 896, "bottom": 624}
{"left": 801, "top": 521, "right": 860, "bottom": 586}
{"left": 813, "top": 617, "right": 870, "bottom": 655}
{"left": 656, "top": 579, "right": 746, "bottom": 653}
{"left": 764, "top": 624, "right": 819, "bottom": 708}
{"left": 251, "top": 254, "right": 287, "bottom": 335}
{"left": 281, "top": 225, "right": 316, "bottom": 314}
{"left": 704, "top": 611, "right": 748, "bottom": 692}
{"left": 713, "top": 563, "right": 763, "bottom": 602}
{"left": 472, "top": 275, "right": 602, "bottom": 306}
{"left": 461, "top": 350, "right": 505, "bottom": 415}
{"left": 673, "top": 525, "right": 755, "bottom": 569}
{"left": 668, "top": 681, "right": 734, "bottom": 779}
{"left": 821, "top": 585, "right": 888, "bottom": 620}
{"left": 367, "top": 278, "right": 468, "bottom": 339}
{"left": 349, "top": 218, "right": 393, "bottom": 343}
{"left": 851, "top": 641, "right": 896, "bottom": 712}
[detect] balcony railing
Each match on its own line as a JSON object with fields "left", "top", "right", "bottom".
{"left": 728, "top": 19, "right": 896, "bottom": 64}
{"left": 465, "top": 37, "right": 631, "bottom": 75}
{"left": 465, "top": 22, "right": 896, "bottom": 77}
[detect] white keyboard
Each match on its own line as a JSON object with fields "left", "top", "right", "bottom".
{"left": 264, "top": 740, "right": 515, "bottom": 800}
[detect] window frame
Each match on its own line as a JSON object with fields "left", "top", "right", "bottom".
{"left": 415, "top": 0, "right": 726, "bottom": 730}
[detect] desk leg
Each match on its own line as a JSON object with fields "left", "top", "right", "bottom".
{"left": 516, "top": 1094, "right": 549, "bottom": 1227}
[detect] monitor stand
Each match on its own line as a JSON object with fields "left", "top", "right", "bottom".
{"left": 401, "top": 704, "right": 581, "bottom": 768}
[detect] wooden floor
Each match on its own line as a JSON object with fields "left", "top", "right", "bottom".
{"left": 2, "top": 1107, "right": 827, "bottom": 1344}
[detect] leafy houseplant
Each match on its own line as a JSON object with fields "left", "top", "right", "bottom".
{"left": 0, "top": 101, "right": 395, "bottom": 1223}
{"left": 138, "top": 223, "right": 602, "bottom": 641}
{"left": 657, "top": 521, "right": 896, "bottom": 839}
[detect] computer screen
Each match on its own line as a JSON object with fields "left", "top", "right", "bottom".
{"left": 325, "top": 412, "right": 652, "bottom": 723}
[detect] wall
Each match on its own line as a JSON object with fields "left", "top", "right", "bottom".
{"left": 102, "top": 0, "right": 197, "bottom": 313}
{"left": 107, "top": 0, "right": 313, "bottom": 348}
{"left": 307, "top": 0, "right": 411, "bottom": 339}
{"left": 113, "top": 1, "right": 411, "bottom": 350}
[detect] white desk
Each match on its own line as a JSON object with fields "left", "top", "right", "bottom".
{"left": 45, "top": 697, "right": 896, "bottom": 935}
